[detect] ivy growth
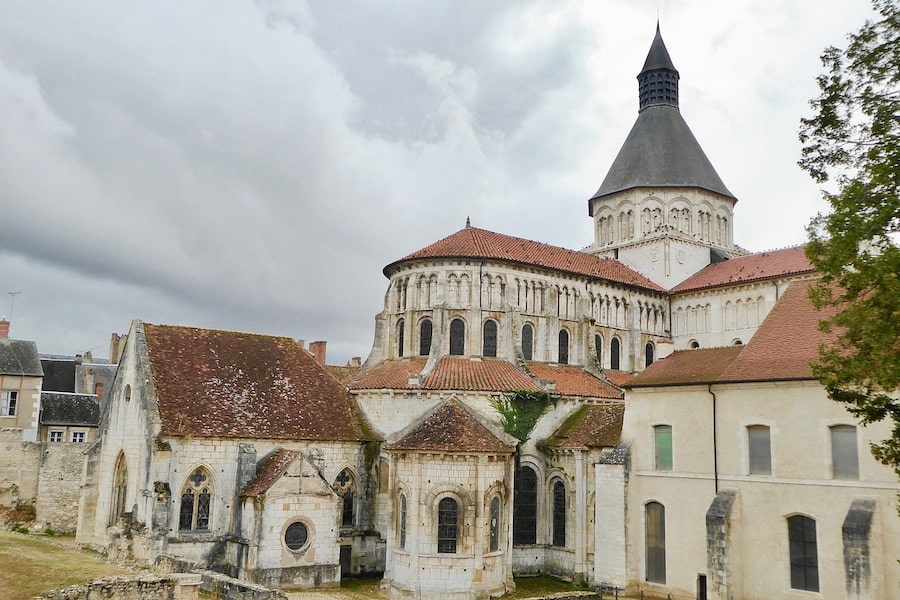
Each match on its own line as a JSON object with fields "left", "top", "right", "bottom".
{"left": 491, "top": 390, "right": 556, "bottom": 443}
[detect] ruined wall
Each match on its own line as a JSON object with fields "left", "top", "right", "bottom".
{"left": 35, "top": 442, "right": 88, "bottom": 533}
{"left": 0, "top": 428, "right": 41, "bottom": 508}
{"left": 36, "top": 574, "right": 201, "bottom": 600}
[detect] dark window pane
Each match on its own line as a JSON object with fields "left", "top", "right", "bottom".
{"left": 483, "top": 320, "right": 498, "bottom": 357}
{"left": 611, "top": 338, "right": 620, "bottom": 370}
{"left": 419, "top": 320, "right": 433, "bottom": 356}
{"left": 437, "top": 497, "right": 458, "bottom": 553}
{"left": 179, "top": 493, "right": 194, "bottom": 531}
{"left": 788, "top": 516, "right": 819, "bottom": 591}
{"left": 513, "top": 466, "right": 537, "bottom": 545}
{"left": 197, "top": 490, "right": 210, "bottom": 530}
{"left": 450, "top": 319, "right": 465, "bottom": 356}
{"left": 558, "top": 330, "right": 569, "bottom": 365}
{"left": 399, "top": 495, "right": 407, "bottom": 549}
{"left": 595, "top": 335, "right": 602, "bottom": 366}
{"left": 342, "top": 492, "right": 354, "bottom": 527}
{"left": 552, "top": 481, "right": 566, "bottom": 547}
{"left": 489, "top": 496, "right": 500, "bottom": 552}
{"left": 397, "top": 319, "right": 405, "bottom": 357}
{"left": 285, "top": 522, "right": 308, "bottom": 550}
{"left": 522, "top": 324, "right": 533, "bottom": 361}
{"left": 645, "top": 342, "right": 654, "bottom": 367}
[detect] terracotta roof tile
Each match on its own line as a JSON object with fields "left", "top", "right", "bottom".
{"left": 719, "top": 279, "right": 836, "bottom": 382}
{"left": 671, "top": 245, "right": 814, "bottom": 293}
{"left": 626, "top": 346, "right": 744, "bottom": 387}
{"left": 526, "top": 363, "right": 623, "bottom": 398}
{"left": 348, "top": 357, "right": 540, "bottom": 392}
{"left": 326, "top": 364, "right": 361, "bottom": 383}
{"left": 602, "top": 370, "right": 635, "bottom": 387}
{"left": 629, "top": 279, "right": 835, "bottom": 387}
{"left": 388, "top": 400, "right": 514, "bottom": 453}
{"left": 143, "top": 323, "right": 371, "bottom": 441}
{"left": 385, "top": 227, "right": 665, "bottom": 292}
{"left": 242, "top": 448, "right": 301, "bottom": 497}
{"left": 543, "top": 403, "right": 625, "bottom": 449}
{"left": 425, "top": 357, "right": 540, "bottom": 391}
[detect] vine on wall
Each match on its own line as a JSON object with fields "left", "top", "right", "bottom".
{"left": 491, "top": 390, "right": 555, "bottom": 443}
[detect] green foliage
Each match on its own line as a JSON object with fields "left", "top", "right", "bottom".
{"left": 491, "top": 390, "right": 555, "bottom": 443}
{"left": 799, "top": 0, "right": 900, "bottom": 476}
{"left": 43, "top": 528, "right": 54, "bottom": 537}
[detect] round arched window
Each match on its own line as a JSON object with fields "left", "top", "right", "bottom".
{"left": 284, "top": 521, "right": 309, "bottom": 551}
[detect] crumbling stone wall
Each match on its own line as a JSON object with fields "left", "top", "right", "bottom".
{"left": 35, "top": 574, "right": 200, "bottom": 600}
{"left": 35, "top": 442, "right": 87, "bottom": 533}
{"left": 0, "top": 428, "right": 41, "bottom": 509}
{"left": 705, "top": 489, "right": 737, "bottom": 600}
{"left": 843, "top": 498, "right": 876, "bottom": 600}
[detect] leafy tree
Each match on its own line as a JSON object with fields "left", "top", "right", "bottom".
{"left": 799, "top": 0, "right": 900, "bottom": 476}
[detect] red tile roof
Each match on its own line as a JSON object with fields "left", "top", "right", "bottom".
{"left": 602, "top": 370, "right": 635, "bottom": 387}
{"left": 348, "top": 357, "right": 540, "bottom": 392}
{"left": 719, "top": 279, "right": 836, "bottom": 382}
{"left": 626, "top": 346, "right": 744, "bottom": 387}
{"left": 543, "top": 403, "right": 625, "bottom": 449}
{"left": 385, "top": 227, "right": 665, "bottom": 292}
{"left": 388, "top": 399, "right": 514, "bottom": 453}
{"left": 143, "top": 323, "right": 371, "bottom": 441}
{"left": 242, "top": 448, "right": 301, "bottom": 497}
{"left": 671, "top": 245, "right": 814, "bottom": 293}
{"left": 526, "top": 363, "right": 623, "bottom": 399}
{"left": 629, "top": 279, "right": 835, "bottom": 387}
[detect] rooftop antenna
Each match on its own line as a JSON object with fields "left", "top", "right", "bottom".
{"left": 7, "top": 291, "right": 21, "bottom": 321}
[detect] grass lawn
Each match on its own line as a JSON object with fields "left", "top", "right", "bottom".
{"left": 296, "top": 575, "right": 597, "bottom": 599}
{"left": 0, "top": 530, "right": 134, "bottom": 600}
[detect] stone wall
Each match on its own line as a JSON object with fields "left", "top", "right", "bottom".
{"left": 0, "top": 428, "right": 41, "bottom": 508}
{"left": 35, "top": 574, "right": 201, "bottom": 600}
{"left": 35, "top": 442, "right": 88, "bottom": 533}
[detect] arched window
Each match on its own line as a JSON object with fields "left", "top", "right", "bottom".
{"left": 450, "top": 318, "right": 466, "bottom": 356}
{"left": 179, "top": 467, "right": 212, "bottom": 532}
{"left": 689, "top": 340, "right": 700, "bottom": 349}
{"left": 558, "top": 330, "right": 569, "bottom": 365}
{"left": 513, "top": 466, "right": 537, "bottom": 545}
{"left": 483, "top": 320, "right": 498, "bottom": 357}
{"left": 419, "top": 319, "right": 433, "bottom": 356}
{"left": 489, "top": 496, "right": 501, "bottom": 552}
{"left": 397, "top": 319, "right": 405, "bottom": 357}
{"left": 551, "top": 480, "right": 566, "bottom": 547}
{"left": 123, "top": 384, "right": 131, "bottom": 402}
{"left": 521, "top": 324, "right": 534, "bottom": 361}
{"left": 437, "top": 497, "right": 458, "bottom": 553}
{"left": 788, "top": 515, "right": 819, "bottom": 591}
{"left": 610, "top": 337, "right": 621, "bottom": 370}
{"left": 645, "top": 502, "right": 666, "bottom": 584}
{"left": 334, "top": 468, "right": 355, "bottom": 528}
{"left": 645, "top": 342, "right": 655, "bottom": 367}
{"left": 398, "top": 494, "right": 407, "bottom": 550}
{"left": 110, "top": 452, "right": 128, "bottom": 525}
{"left": 594, "top": 334, "right": 603, "bottom": 366}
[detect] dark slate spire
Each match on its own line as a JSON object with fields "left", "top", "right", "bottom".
{"left": 588, "top": 25, "right": 734, "bottom": 211}
{"left": 638, "top": 23, "right": 679, "bottom": 110}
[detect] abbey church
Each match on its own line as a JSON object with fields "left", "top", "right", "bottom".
{"left": 69, "top": 27, "right": 898, "bottom": 600}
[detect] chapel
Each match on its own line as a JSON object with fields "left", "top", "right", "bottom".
{"left": 73, "top": 25, "right": 899, "bottom": 600}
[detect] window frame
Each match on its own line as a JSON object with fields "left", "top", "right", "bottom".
{"left": 654, "top": 425, "right": 673, "bottom": 471}
{"left": 645, "top": 342, "right": 655, "bottom": 367}
{"left": 747, "top": 425, "right": 772, "bottom": 475}
{"left": 397, "top": 319, "right": 405, "bottom": 357}
{"left": 1, "top": 390, "right": 18, "bottom": 416}
{"left": 521, "top": 323, "right": 534, "bottom": 361}
{"left": 284, "top": 520, "right": 311, "bottom": 552}
{"left": 787, "top": 515, "right": 819, "bottom": 592}
{"left": 418, "top": 318, "right": 433, "bottom": 356}
{"left": 179, "top": 467, "right": 213, "bottom": 533}
{"left": 71, "top": 431, "right": 86, "bottom": 443}
{"left": 437, "top": 496, "right": 459, "bottom": 554}
{"left": 398, "top": 494, "right": 407, "bottom": 550}
{"left": 482, "top": 319, "right": 498, "bottom": 357}
{"left": 610, "top": 337, "right": 621, "bottom": 370}
{"left": 49, "top": 430, "right": 63, "bottom": 443}
{"left": 489, "top": 495, "right": 501, "bottom": 552}
{"left": 645, "top": 501, "right": 666, "bottom": 584}
{"left": 334, "top": 468, "right": 356, "bottom": 529}
{"left": 513, "top": 465, "right": 538, "bottom": 545}
{"left": 558, "top": 329, "right": 569, "bottom": 365}
{"left": 449, "top": 318, "right": 466, "bottom": 356}
{"left": 830, "top": 424, "right": 859, "bottom": 480}
{"left": 551, "top": 480, "right": 567, "bottom": 547}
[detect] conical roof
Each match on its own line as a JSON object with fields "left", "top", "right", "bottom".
{"left": 589, "top": 26, "right": 734, "bottom": 211}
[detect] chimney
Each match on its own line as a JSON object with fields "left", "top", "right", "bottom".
{"left": 656, "top": 339, "right": 675, "bottom": 360}
{"left": 350, "top": 356, "right": 361, "bottom": 367}
{"left": 94, "top": 377, "right": 104, "bottom": 401}
{"left": 109, "top": 333, "right": 127, "bottom": 364}
{"left": 309, "top": 341, "right": 327, "bottom": 366}
{"left": 0, "top": 318, "right": 9, "bottom": 339}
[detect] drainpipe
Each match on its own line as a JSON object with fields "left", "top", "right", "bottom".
{"left": 708, "top": 384, "right": 719, "bottom": 494}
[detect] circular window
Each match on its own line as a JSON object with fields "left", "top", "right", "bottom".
{"left": 284, "top": 521, "right": 309, "bottom": 551}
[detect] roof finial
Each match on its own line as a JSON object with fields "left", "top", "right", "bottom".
{"left": 465, "top": 216, "right": 471, "bottom": 228}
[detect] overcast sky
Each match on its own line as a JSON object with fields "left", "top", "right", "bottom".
{"left": 0, "top": 1, "right": 875, "bottom": 364}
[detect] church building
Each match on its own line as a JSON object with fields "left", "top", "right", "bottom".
{"left": 75, "top": 25, "right": 899, "bottom": 600}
